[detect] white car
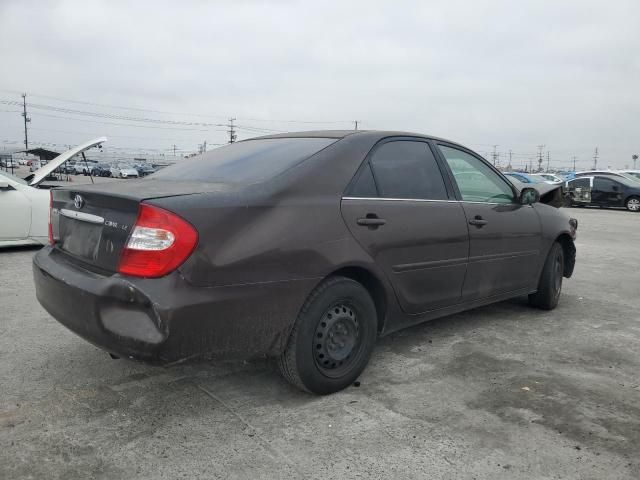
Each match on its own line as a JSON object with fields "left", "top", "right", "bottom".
{"left": 110, "top": 163, "right": 139, "bottom": 178}
{"left": 1, "top": 159, "right": 19, "bottom": 169}
{"left": 30, "top": 161, "right": 47, "bottom": 172}
{"left": 0, "top": 137, "right": 107, "bottom": 247}
{"left": 74, "top": 160, "right": 99, "bottom": 175}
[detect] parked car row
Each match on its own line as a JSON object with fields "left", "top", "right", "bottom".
{"left": 504, "top": 172, "right": 564, "bottom": 185}
{"left": 23, "top": 159, "right": 158, "bottom": 178}
{"left": 0, "top": 158, "right": 19, "bottom": 169}
{"left": 565, "top": 175, "right": 640, "bottom": 211}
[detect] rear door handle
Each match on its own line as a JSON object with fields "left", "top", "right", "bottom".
{"left": 357, "top": 215, "right": 386, "bottom": 228}
{"left": 468, "top": 216, "right": 488, "bottom": 227}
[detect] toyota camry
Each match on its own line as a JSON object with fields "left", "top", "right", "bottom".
{"left": 33, "top": 130, "right": 577, "bottom": 394}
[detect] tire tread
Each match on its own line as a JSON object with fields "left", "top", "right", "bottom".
{"left": 277, "top": 276, "right": 372, "bottom": 393}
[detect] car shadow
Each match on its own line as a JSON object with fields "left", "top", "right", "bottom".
{"left": 41, "top": 295, "right": 541, "bottom": 408}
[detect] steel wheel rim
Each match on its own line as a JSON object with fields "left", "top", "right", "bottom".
{"left": 628, "top": 198, "right": 640, "bottom": 211}
{"left": 313, "top": 303, "right": 362, "bottom": 378}
{"left": 553, "top": 252, "right": 563, "bottom": 298}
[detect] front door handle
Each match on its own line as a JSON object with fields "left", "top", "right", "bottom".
{"left": 468, "top": 216, "right": 488, "bottom": 227}
{"left": 357, "top": 215, "right": 386, "bottom": 228}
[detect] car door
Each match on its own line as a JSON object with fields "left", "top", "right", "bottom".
{"left": 435, "top": 144, "right": 542, "bottom": 300}
{"left": 592, "top": 177, "right": 624, "bottom": 207}
{"left": 567, "top": 177, "right": 592, "bottom": 204}
{"left": 341, "top": 138, "right": 469, "bottom": 314}
{"left": 0, "top": 178, "right": 31, "bottom": 241}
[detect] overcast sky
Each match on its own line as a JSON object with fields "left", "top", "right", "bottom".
{"left": 1, "top": 0, "right": 639, "bottom": 169}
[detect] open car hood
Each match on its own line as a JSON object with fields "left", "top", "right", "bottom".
{"left": 510, "top": 179, "right": 566, "bottom": 208}
{"left": 27, "top": 137, "right": 107, "bottom": 187}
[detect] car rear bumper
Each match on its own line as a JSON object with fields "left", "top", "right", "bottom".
{"left": 33, "top": 246, "right": 316, "bottom": 363}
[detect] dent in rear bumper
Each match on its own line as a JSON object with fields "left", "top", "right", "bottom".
{"left": 33, "top": 247, "right": 317, "bottom": 363}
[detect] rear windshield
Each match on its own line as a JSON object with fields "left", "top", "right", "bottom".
{"left": 152, "top": 137, "right": 337, "bottom": 184}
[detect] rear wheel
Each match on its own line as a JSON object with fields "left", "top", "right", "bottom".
{"left": 278, "top": 276, "right": 377, "bottom": 394}
{"left": 529, "top": 242, "right": 564, "bottom": 310}
{"left": 625, "top": 196, "right": 640, "bottom": 212}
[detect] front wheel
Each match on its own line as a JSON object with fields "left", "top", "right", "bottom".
{"left": 625, "top": 196, "right": 640, "bottom": 212}
{"left": 278, "top": 276, "right": 377, "bottom": 395}
{"left": 529, "top": 242, "right": 564, "bottom": 310}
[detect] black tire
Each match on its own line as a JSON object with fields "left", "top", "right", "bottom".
{"left": 278, "top": 276, "right": 377, "bottom": 395}
{"left": 625, "top": 196, "right": 640, "bottom": 212}
{"left": 529, "top": 242, "right": 564, "bottom": 310}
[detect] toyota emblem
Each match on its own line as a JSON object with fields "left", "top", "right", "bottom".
{"left": 73, "top": 194, "right": 84, "bottom": 209}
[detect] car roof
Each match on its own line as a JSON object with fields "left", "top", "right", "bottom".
{"left": 244, "top": 129, "right": 471, "bottom": 150}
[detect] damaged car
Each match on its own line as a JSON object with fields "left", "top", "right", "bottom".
{"left": 0, "top": 138, "right": 106, "bottom": 247}
{"left": 33, "top": 131, "right": 577, "bottom": 394}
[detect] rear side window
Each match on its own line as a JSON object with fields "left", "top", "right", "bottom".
{"left": 569, "top": 178, "right": 590, "bottom": 188}
{"left": 152, "top": 137, "right": 336, "bottom": 183}
{"left": 349, "top": 163, "right": 378, "bottom": 197}
{"left": 368, "top": 141, "right": 448, "bottom": 200}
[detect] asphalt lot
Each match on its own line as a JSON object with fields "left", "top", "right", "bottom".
{"left": 1, "top": 207, "right": 639, "bottom": 479}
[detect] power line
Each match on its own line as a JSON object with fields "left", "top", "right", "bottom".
{"left": 0, "top": 99, "right": 228, "bottom": 128}
{"left": 16, "top": 111, "right": 213, "bottom": 132}
{"left": 0, "top": 89, "right": 354, "bottom": 125}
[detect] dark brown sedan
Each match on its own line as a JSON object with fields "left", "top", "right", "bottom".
{"left": 33, "top": 130, "right": 577, "bottom": 394}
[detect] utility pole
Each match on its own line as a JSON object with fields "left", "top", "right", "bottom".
{"left": 536, "top": 145, "right": 545, "bottom": 173}
{"left": 354, "top": 120, "right": 359, "bottom": 131}
{"left": 228, "top": 117, "right": 237, "bottom": 143}
{"left": 507, "top": 149, "right": 513, "bottom": 170}
{"left": 172, "top": 144, "right": 177, "bottom": 157}
{"left": 546, "top": 151, "right": 550, "bottom": 172}
{"left": 572, "top": 156, "right": 577, "bottom": 171}
{"left": 592, "top": 147, "right": 599, "bottom": 170}
{"left": 492, "top": 145, "right": 499, "bottom": 166}
{"left": 203, "top": 140, "right": 207, "bottom": 153}
{"left": 21, "top": 93, "right": 30, "bottom": 150}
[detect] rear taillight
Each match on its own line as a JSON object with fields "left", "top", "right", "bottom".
{"left": 48, "top": 190, "right": 54, "bottom": 245}
{"left": 117, "top": 204, "right": 198, "bottom": 278}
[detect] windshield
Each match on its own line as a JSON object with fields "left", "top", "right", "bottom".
{"left": 619, "top": 172, "right": 640, "bottom": 183}
{"left": 0, "top": 170, "right": 28, "bottom": 185}
{"left": 152, "top": 137, "right": 337, "bottom": 184}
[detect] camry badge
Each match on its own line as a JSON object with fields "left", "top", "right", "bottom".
{"left": 73, "top": 194, "right": 84, "bottom": 209}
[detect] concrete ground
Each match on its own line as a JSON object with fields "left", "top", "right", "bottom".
{"left": 0, "top": 207, "right": 638, "bottom": 479}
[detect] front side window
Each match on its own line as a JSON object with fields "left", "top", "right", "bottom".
{"left": 593, "top": 177, "right": 618, "bottom": 191}
{"left": 368, "top": 140, "right": 448, "bottom": 200}
{"left": 438, "top": 145, "right": 514, "bottom": 204}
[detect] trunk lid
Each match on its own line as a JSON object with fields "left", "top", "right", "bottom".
{"left": 51, "top": 179, "right": 234, "bottom": 272}
{"left": 27, "top": 137, "right": 107, "bottom": 187}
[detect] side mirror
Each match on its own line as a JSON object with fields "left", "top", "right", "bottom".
{"left": 612, "top": 185, "right": 619, "bottom": 192}
{"left": 520, "top": 187, "right": 540, "bottom": 205}
{"left": 0, "top": 181, "right": 13, "bottom": 190}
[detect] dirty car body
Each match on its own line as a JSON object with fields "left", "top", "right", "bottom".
{"left": 33, "top": 131, "right": 577, "bottom": 391}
